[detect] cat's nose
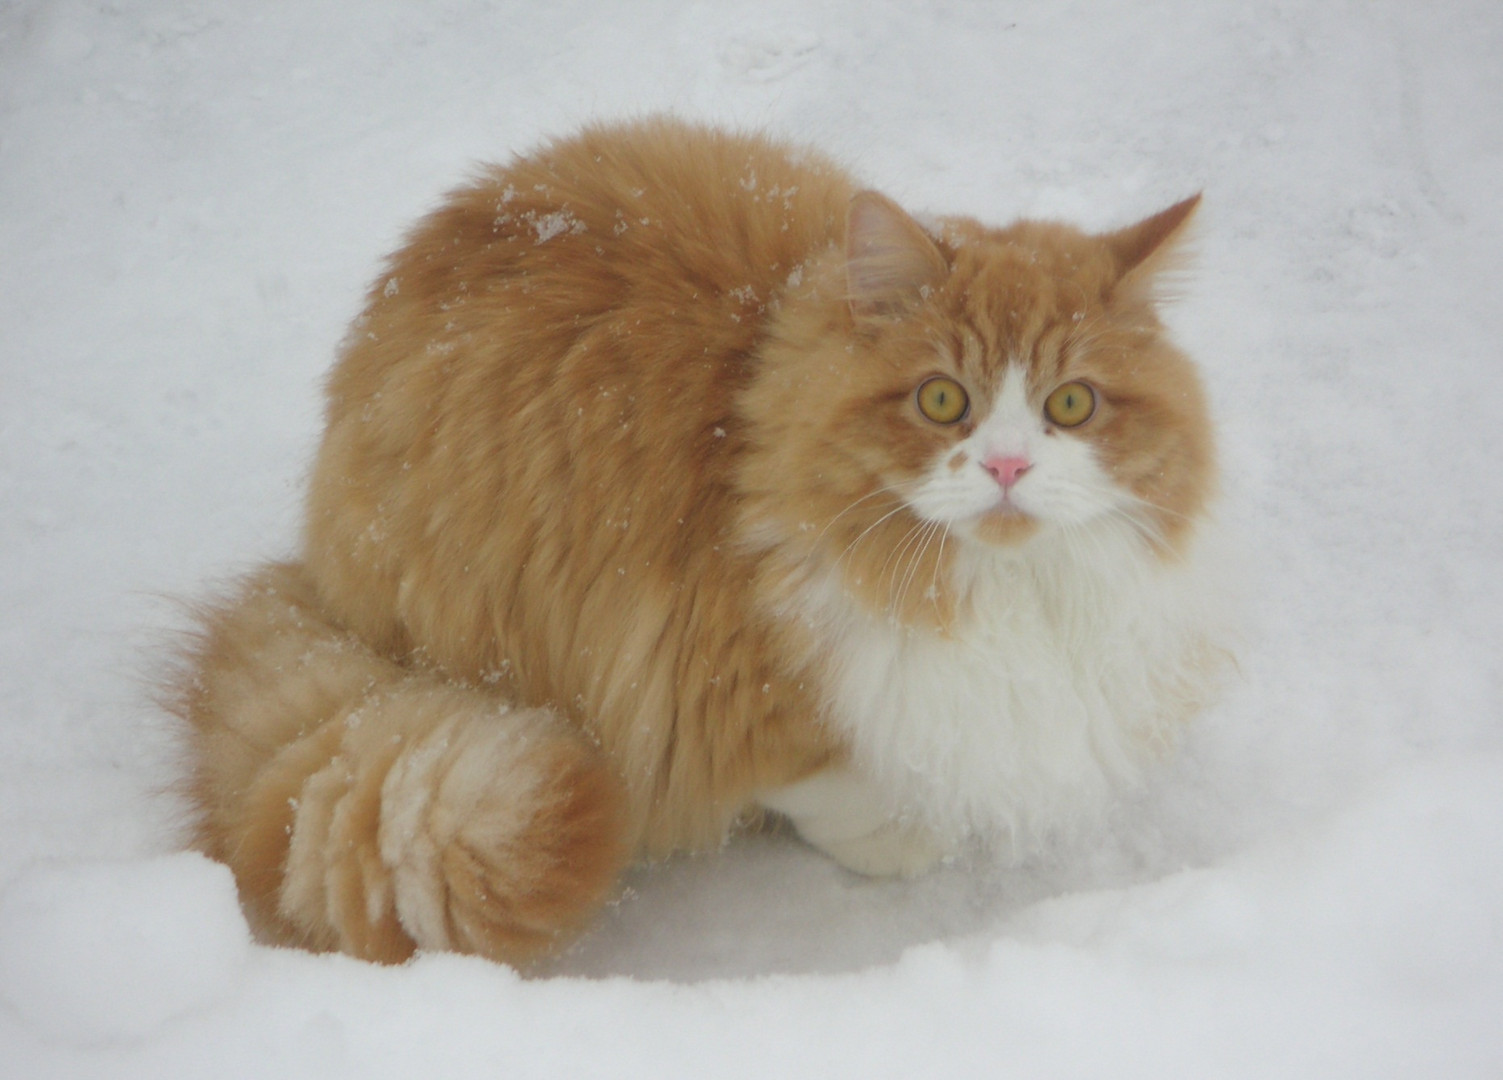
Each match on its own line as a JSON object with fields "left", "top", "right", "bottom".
{"left": 983, "top": 455, "right": 1032, "bottom": 490}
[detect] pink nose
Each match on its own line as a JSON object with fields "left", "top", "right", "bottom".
{"left": 983, "top": 455, "right": 1032, "bottom": 490}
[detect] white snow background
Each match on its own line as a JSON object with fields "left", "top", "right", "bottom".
{"left": 2, "top": 1, "right": 1501, "bottom": 1076}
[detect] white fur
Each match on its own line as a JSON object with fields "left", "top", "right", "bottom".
{"left": 759, "top": 764, "right": 951, "bottom": 877}
{"left": 800, "top": 522, "right": 1224, "bottom": 853}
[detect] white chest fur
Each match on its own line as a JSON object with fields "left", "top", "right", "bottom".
{"left": 795, "top": 519, "right": 1226, "bottom": 853}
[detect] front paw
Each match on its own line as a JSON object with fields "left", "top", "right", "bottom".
{"left": 760, "top": 766, "right": 951, "bottom": 879}
{"left": 812, "top": 819, "right": 948, "bottom": 879}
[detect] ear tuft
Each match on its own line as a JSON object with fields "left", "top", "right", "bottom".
{"left": 1103, "top": 193, "right": 1201, "bottom": 291}
{"left": 844, "top": 191, "right": 948, "bottom": 318}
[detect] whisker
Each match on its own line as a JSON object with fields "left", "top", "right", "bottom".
{"left": 881, "top": 518, "right": 934, "bottom": 609}
{"left": 807, "top": 479, "right": 922, "bottom": 563}
{"left": 930, "top": 521, "right": 951, "bottom": 611}
{"left": 895, "top": 520, "right": 944, "bottom": 619}
{"left": 880, "top": 518, "right": 930, "bottom": 584}
{"left": 1114, "top": 487, "right": 1194, "bottom": 525}
{"left": 834, "top": 499, "right": 915, "bottom": 573}
{"left": 1101, "top": 503, "right": 1169, "bottom": 553}
{"left": 888, "top": 519, "right": 934, "bottom": 617}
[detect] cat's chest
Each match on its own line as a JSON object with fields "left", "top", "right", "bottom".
{"left": 820, "top": 558, "right": 1142, "bottom": 735}
{"left": 791, "top": 535, "right": 1214, "bottom": 841}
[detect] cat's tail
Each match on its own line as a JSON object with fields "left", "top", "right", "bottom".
{"left": 169, "top": 562, "right": 629, "bottom": 968}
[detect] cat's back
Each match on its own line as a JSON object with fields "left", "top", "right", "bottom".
{"left": 367, "top": 118, "right": 852, "bottom": 341}
{"left": 518, "top": 118, "right": 852, "bottom": 291}
{"left": 307, "top": 119, "right": 852, "bottom": 686}
{"left": 326, "top": 117, "right": 857, "bottom": 449}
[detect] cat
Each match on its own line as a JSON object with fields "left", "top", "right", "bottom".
{"left": 171, "top": 116, "right": 1225, "bottom": 970}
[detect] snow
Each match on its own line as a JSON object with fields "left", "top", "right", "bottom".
{"left": 0, "top": 854, "right": 249, "bottom": 1045}
{"left": 1, "top": 1, "right": 1500, "bottom": 1076}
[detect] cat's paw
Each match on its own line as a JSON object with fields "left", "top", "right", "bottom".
{"left": 811, "top": 819, "right": 948, "bottom": 879}
{"left": 760, "top": 765, "right": 950, "bottom": 879}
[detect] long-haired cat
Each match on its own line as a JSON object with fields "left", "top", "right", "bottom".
{"left": 173, "top": 116, "right": 1224, "bottom": 969}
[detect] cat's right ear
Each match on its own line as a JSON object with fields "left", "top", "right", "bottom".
{"left": 844, "top": 191, "right": 948, "bottom": 319}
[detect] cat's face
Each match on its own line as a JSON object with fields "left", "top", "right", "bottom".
{"left": 741, "top": 192, "right": 1213, "bottom": 624}
{"left": 841, "top": 199, "right": 1213, "bottom": 557}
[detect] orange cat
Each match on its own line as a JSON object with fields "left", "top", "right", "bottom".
{"left": 173, "top": 117, "right": 1224, "bottom": 969}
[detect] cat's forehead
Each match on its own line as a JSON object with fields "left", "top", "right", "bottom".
{"left": 929, "top": 222, "right": 1115, "bottom": 373}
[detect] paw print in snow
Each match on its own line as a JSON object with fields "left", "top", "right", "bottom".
{"left": 719, "top": 27, "right": 821, "bottom": 83}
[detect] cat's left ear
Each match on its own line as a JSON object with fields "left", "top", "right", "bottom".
{"left": 844, "top": 191, "right": 949, "bottom": 319}
{"left": 1103, "top": 193, "right": 1201, "bottom": 300}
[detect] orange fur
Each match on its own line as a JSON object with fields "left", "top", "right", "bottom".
{"left": 173, "top": 117, "right": 1216, "bottom": 968}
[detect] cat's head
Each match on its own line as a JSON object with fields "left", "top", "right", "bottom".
{"left": 741, "top": 190, "right": 1214, "bottom": 621}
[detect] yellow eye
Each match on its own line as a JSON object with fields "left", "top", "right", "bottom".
{"left": 1043, "top": 381, "right": 1096, "bottom": 427}
{"left": 916, "top": 377, "right": 969, "bottom": 424}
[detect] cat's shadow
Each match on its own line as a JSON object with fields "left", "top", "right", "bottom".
{"left": 546, "top": 826, "right": 1053, "bottom": 982}
{"left": 544, "top": 769, "right": 1232, "bottom": 983}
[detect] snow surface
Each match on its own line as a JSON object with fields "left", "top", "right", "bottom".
{"left": 2, "top": 1, "right": 1501, "bottom": 1075}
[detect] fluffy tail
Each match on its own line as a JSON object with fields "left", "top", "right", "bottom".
{"left": 170, "top": 563, "right": 629, "bottom": 968}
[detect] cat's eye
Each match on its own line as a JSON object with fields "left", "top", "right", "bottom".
{"left": 916, "top": 377, "right": 970, "bottom": 424}
{"left": 1043, "top": 381, "right": 1096, "bottom": 427}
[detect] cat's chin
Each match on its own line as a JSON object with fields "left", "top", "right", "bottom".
{"left": 969, "top": 507, "right": 1041, "bottom": 547}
